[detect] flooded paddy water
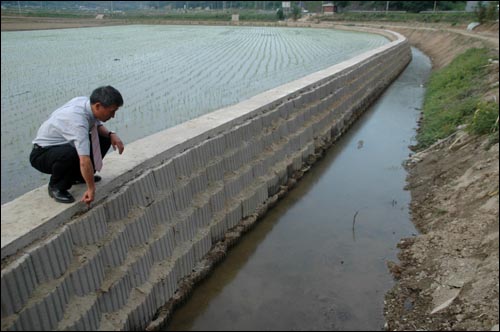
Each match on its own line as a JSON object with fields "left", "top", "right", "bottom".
{"left": 165, "top": 48, "right": 432, "bottom": 331}
{"left": 1, "top": 25, "right": 388, "bottom": 204}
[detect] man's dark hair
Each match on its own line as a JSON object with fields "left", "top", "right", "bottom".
{"left": 90, "top": 86, "right": 124, "bottom": 107}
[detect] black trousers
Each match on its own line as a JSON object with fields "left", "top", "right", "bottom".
{"left": 30, "top": 135, "right": 111, "bottom": 191}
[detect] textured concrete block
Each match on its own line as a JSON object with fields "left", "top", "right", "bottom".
{"left": 225, "top": 202, "right": 242, "bottom": 229}
{"left": 132, "top": 294, "right": 155, "bottom": 329}
{"left": 292, "top": 155, "right": 302, "bottom": 172}
{"left": 223, "top": 175, "right": 243, "bottom": 200}
{"left": 272, "top": 145, "right": 287, "bottom": 165}
{"left": 152, "top": 160, "right": 176, "bottom": 192}
{"left": 61, "top": 297, "right": 101, "bottom": 331}
{"left": 222, "top": 150, "right": 239, "bottom": 175}
{"left": 262, "top": 107, "right": 281, "bottom": 128}
{"left": 98, "top": 272, "right": 132, "bottom": 313}
{"left": 100, "top": 230, "right": 129, "bottom": 269}
{"left": 124, "top": 212, "right": 154, "bottom": 248}
{"left": 249, "top": 138, "right": 263, "bottom": 159}
{"left": 27, "top": 228, "right": 73, "bottom": 284}
{"left": 174, "top": 247, "right": 195, "bottom": 281}
{"left": 190, "top": 144, "right": 206, "bottom": 171}
{"left": 266, "top": 173, "right": 280, "bottom": 196}
{"left": 150, "top": 226, "right": 175, "bottom": 262}
{"left": 172, "top": 181, "right": 193, "bottom": 212}
{"left": 276, "top": 167, "right": 288, "bottom": 186}
{"left": 225, "top": 127, "right": 242, "bottom": 150}
{"left": 240, "top": 167, "right": 254, "bottom": 189}
{"left": 129, "top": 171, "right": 157, "bottom": 207}
{"left": 103, "top": 186, "right": 133, "bottom": 222}
{"left": 209, "top": 186, "right": 225, "bottom": 216}
{"left": 194, "top": 201, "right": 212, "bottom": 229}
{"left": 24, "top": 277, "right": 73, "bottom": 329}
{"left": 237, "top": 144, "right": 252, "bottom": 167}
{"left": 173, "top": 214, "right": 196, "bottom": 244}
{"left": 147, "top": 266, "right": 176, "bottom": 312}
{"left": 1, "top": 254, "right": 38, "bottom": 317}
{"left": 210, "top": 134, "right": 226, "bottom": 157}
{"left": 129, "top": 251, "right": 154, "bottom": 288}
{"left": 209, "top": 215, "right": 226, "bottom": 242}
{"left": 241, "top": 192, "right": 257, "bottom": 218}
{"left": 289, "top": 135, "right": 302, "bottom": 155}
{"left": 14, "top": 277, "right": 73, "bottom": 330}
{"left": 281, "top": 100, "right": 293, "bottom": 119}
{"left": 256, "top": 183, "right": 268, "bottom": 205}
{"left": 252, "top": 162, "right": 266, "bottom": 179}
{"left": 278, "top": 122, "right": 289, "bottom": 139}
{"left": 193, "top": 231, "right": 212, "bottom": 262}
{"left": 291, "top": 95, "right": 302, "bottom": 111}
{"left": 261, "top": 132, "right": 274, "bottom": 150}
{"left": 172, "top": 150, "right": 194, "bottom": 180}
{"left": 69, "top": 252, "right": 105, "bottom": 296}
{"left": 302, "top": 142, "right": 315, "bottom": 161}
{"left": 146, "top": 195, "right": 176, "bottom": 226}
{"left": 69, "top": 206, "right": 107, "bottom": 246}
{"left": 312, "top": 121, "right": 322, "bottom": 137}
{"left": 287, "top": 116, "right": 299, "bottom": 134}
{"left": 206, "top": 159, "right": 225, "bottom": 185}
{"left": 189, "top": 172, "right": 208, "bottom": 198}
{"left": 270, "top": 127, "right": 280, "bottom": 143}
{"left": 250, "top": 116, "right": 263, "bottom": 136}
{"left": 22, "top": 304, "right": 41, "bottom": 330}
{"left": 238, "top": 121, "right": 253, "bottom": 142}
{"left": 300, "top": 127, "right": 314, "bottom": 147}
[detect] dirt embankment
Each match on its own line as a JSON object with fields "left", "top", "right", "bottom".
{"left": 378, "top": 23, "right": 499, "bottom": 331}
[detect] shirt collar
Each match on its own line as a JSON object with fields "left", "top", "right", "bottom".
{"left": 85, "top": 99, "right": 99, "bottom": 125}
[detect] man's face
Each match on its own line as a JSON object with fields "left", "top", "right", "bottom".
{"left": 95, "top": 103, "right": 119, "bottom": 122}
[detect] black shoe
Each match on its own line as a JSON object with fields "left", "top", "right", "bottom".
{"left": 48, "top": 186, "right": 75, "bottom": 203}
{"left": 73, "top": 175, "right": 101, "bottom": 185}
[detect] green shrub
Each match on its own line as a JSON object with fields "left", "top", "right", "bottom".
{"left": 276, "top": 7, "right": 285, "bottom": 20}
{"left": 416, "top": 48, "right": 498, "bottom": 149}
{"left": 291, "top": 5, "right": 301, "bottom": 21}
{"left": 476, "top": 1, "right": 500, "bottom": 23}
{"left": 469, "top": 101, "right": 499, "bottom": 135}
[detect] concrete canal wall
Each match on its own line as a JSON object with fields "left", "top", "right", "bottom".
{"left": 1, "top": 28, "right": 411, "bottom": 331}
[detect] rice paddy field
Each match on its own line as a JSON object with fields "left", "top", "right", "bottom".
{"left": 1, "top": 25, "right": 389, "bottom": 204}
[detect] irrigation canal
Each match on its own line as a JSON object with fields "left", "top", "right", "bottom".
{"left": 165, "top": 48, "right": 432, "bottom": 331}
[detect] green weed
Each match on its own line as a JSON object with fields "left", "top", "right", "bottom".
{"left": 416, "top": 48, "right": 499, "bottom": 150}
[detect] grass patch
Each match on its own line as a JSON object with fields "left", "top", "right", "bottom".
{"left": 319, "top": 12, "right": 476, "bottom": 24}
{"left": 416, "top": 48, "right": 499, "bottom": 150}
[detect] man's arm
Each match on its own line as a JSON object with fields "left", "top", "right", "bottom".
{"left": 79, "top": 155, "right": 96, "bottom": 207}
{"left": 97, "top": 125, "right": 124, "bottom": 154}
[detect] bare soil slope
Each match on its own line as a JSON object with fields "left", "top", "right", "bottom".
{"left": 385, "top": 131, "right": 499, "bottom": 331}
{"left": 380, "top": 22, "right": 499, "bottom": 331}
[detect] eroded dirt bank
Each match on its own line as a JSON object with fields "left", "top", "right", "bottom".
{"left": 378, "top": 23, "right": 499, "bottom": 331}
{"left": 385, "top": 131, "right": 499, "bottom": 331}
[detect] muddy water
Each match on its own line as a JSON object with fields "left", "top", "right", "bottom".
{"left": 165, "top": 48, "right": 431, "bottom": 331}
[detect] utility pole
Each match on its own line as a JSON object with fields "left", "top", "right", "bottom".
{"left": 386, "top": 1, "right": 390, "bottom": 13}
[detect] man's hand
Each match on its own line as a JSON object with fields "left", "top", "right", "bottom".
{"left": 79, "top": 155, "right": 96, "bottom": 208}
{"left": 111, "top": 134, "right": 125, "bottom": 154}
{"left": 81, "top": 188, "right": 95, "bottom": 208}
